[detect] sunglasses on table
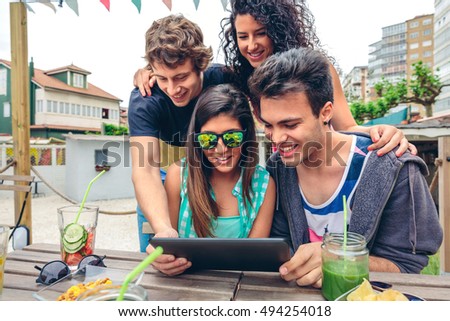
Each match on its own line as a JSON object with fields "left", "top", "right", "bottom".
{"left": 34, "top": 254, "right": 106, "bottom": 285}
{"left": 195, "top": 129, "right": 246, "bottom": 150}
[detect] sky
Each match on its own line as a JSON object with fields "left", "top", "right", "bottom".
{"left": 0, "top": 0, "right": 435, "bottom": 108}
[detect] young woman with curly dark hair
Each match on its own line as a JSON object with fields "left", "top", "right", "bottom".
{"left": 219, "top": 0, "right": 415, "bottom": 156}
{"left": 220, "top": 0, "right": 323, "bottom": 96}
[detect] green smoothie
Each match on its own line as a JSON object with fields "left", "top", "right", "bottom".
{"left": 322, "top": 260, "right": 369, "bottom": 301}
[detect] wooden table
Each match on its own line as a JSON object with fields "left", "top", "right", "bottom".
{"left": 1, "top": 243, "right": 450, "bottom": 301}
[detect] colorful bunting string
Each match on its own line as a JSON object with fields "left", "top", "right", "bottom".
{"left": 100, "top": 0, "right": 110, "bottom": 12}
{"left": 24, "top": 0, "right": 229, "bottom": 15}
{"left": 24, "top": 3, "right": 35, "bottom": 13}
{"left": 193, "top": 0, "right": 200, "bottom": 10}
{"left": 131, "top": 0, "right": 141, "bottom": 13}
{"left": 162, "top": 0, "right": 172, "bottom": 11}
{"left": 37, "top": 0, "right": 57, "bottom": 13}
{"left": 65, "top": 0, "right": 79, "bottom": 16}
{"left": 220, "top": 0, "right": 228, "bottom": 11}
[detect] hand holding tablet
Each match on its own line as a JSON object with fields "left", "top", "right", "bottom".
{"left": 150, "top": 238, "right": 291, "bottom": 272}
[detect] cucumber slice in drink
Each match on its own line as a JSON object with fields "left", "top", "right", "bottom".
{"left": 63, "top": 223, "right": 85, "bottom": 243}
{"left": 63, "top": 238, "right": 85, "bottom": 253}
{"left": 63, "top": 223, "right": 87, "bottom": 253}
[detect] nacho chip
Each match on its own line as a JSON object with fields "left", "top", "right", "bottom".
{"left": 347, "top": 278, "right": 373, "bottom": 301}
{"left": 376, "top": 289, "right": 408, "bottom": 301}
{"left": 347, "top": 278, "right": 409, "bottom": 301}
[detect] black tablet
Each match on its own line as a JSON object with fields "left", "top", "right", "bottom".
{"left": 150, "top": 238, "right": 291, "bottom": 272}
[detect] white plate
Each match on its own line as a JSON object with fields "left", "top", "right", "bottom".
{"left": 334, "top": 282, "right": 425, "bottom": 301}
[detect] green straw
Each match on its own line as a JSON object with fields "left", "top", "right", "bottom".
{"left": 116, "top": 246, "right": 164, "bottom": 301}
{"left": 74, "top": 170, "right": 106, "bottom": 224}
{"left": 343, "top": 195, "right": 348, "bottom": 251}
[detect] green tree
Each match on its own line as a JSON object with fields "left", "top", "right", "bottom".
{"left": 350, "top": 96, "right": 392, "bottom": 124}
{"left": 350, "top": 61, "right": 449, "bottom": 122}
{"left": 407, "top": 61, "right": 447, "bottom": 117}
{"left": 103, "top": 123, "right": 129, "bottom": 136}
{"left": 374, "top": 61, "right": 449, "bottom": 117}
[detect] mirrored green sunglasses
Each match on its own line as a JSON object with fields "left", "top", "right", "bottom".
{"left": 195, "top": 129, "right": 246, "bottom": 150}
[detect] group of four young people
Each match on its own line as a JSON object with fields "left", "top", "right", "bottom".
{"left": 128, "top": 0, "right": 442, "bottom": 286}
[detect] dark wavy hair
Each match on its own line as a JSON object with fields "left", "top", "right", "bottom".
{"left": 185, "top": 84, "right": 258, "bottom": 237}
{"left": 248, "top": 48, "right": 334, "bottom": 117}
{"left": 220, "top": 0, "right": 326, "bottom": 95}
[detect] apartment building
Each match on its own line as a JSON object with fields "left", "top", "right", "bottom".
{"left": 342, "top": 66, "right": 369, "bottom": 103}
{"left": 434, "top": 0, "right": 450, "bottom": 115}
{"left": 406, "top": 14, "right": 434, "bottom": 82}
{"left": 0, "top": 59, "right": 121, "bottom": 139}
{"left": 367, "top": 13, "right": 436, "bottom": 115}
{"left": 405, "top": 14, "right": 434, "bottom": 115}
{"left": 368, "top": 21, "right": 407, "bottom": 91}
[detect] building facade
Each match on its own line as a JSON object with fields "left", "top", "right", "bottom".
{"left": 367, "top": 13, "right": 436, "bottom": 116}
{"left": 406, "top": 14, "right": 434, "bottom": 82}
{"left": 434, "top": 0, "right": 450, "bottom": 115}
{"left": 406, "top": 14, "right": 435, "bottom": 115}
{"left": 0, "top": 59, "right": 122, "bottom": 139}
{"left": 342, "top": 66, "right": 369, "bottom": 103}
{"left": 368, "top": 21, "right": 407, "bottom": 91}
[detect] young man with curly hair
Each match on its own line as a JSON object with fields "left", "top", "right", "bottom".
{"left": 128, "top": 15, "right": 232, "bottom": 252}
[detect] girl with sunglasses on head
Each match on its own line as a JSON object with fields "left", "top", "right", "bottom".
{"left": 152, "top": 84, "right": 276, "bottom": 276}
{"left": 134, "top": 0, "right": 415, "bottom": 157}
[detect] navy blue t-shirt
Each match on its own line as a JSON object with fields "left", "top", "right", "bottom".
{"left": 128, "top": 64, "right": 232, "bottom": 147}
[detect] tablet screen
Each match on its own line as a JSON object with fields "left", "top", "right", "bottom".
{"left": 150, "top": 238, "right": 291, "bottom": 272}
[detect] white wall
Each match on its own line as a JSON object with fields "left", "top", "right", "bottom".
{"left": 35, "top": 88, "right": 121, "bottom": 128}
{"left": 65, "top": 134, "right": 134, "bottom": 202}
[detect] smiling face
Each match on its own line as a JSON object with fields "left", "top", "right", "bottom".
{"left": 152, "top": 59, "right": 203, "bottom": 107}
{"left": 260, "top": 92, "right": 330, "bottom": 167}
{"left": 234, "top": 14, "right": 274, "bottom": 69}
{"left": 200, "top": 114, "right": 243, "bottom": 174}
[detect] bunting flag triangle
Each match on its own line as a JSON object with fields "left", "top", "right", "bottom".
{"left": 193, "top": 0, "right": 200, "bottom": 10}
{"left": 25, "top": 3, "right": 35, "bottom": 14}
{"left": 100, "top": 0, "right": 110, "bottom": 11}
{"left": 65, "top": 0, "right": 80, "bottom": 16}
{"left": 162, "top": 0, "right": 172, "bottom": 11}
{"left": 220, "top": 0, "right": 228, "bottom": 11}
{"left": 37, "top": 0, "right": 57, "bottom": 13}
{"left": 132, "top": 0, "right": 141, "bottom": 13}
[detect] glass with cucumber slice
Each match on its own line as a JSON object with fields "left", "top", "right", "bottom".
{"left": 58, "top": 171, "right": 106, "bottom": 269}
{"left": 58, "top": 205, "right": 99, "bottom": 269}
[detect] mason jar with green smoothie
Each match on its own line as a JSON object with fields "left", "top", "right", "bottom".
{"left": 321, "top": 232, "right": 369, "bottom": 301}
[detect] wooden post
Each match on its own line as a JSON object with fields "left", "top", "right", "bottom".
{"left": 439, "top": 136, "right": 450, "bottom": 273}
{"left": 10, "top": 2, "right": 32, "bottom": 240}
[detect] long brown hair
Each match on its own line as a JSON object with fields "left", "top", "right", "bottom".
{"left": 185, "top": 84, "right": 258, "bottom": 237}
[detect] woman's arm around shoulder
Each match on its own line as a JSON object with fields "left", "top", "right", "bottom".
{"left": 133, "top": 68, "right": 155, "bottom": 97}
{"left": 327, "top": 63, "right": 415, "bottom": 157}
{"left": 248, "top": 175, "right": 276, "bottom": 238}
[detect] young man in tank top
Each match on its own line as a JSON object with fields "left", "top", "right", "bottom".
{"left": 248, "top": 47, "right": 442, "bottom": 288}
